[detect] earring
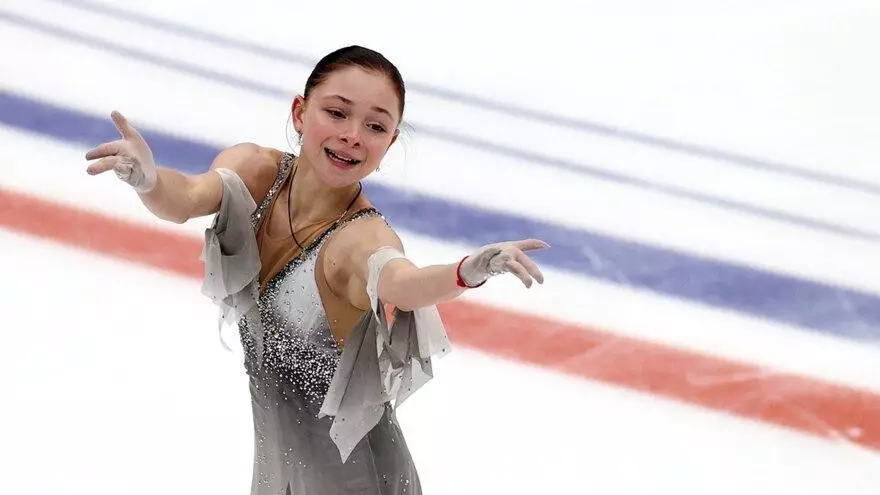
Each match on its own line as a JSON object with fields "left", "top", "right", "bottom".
{"left": 293, "top": 131, "right": 303, "bottom": 155}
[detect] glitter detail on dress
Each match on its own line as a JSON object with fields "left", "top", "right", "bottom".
{"left": 201, "top": 154, "right": 435, "bottom": 494}
{"left": 240, "top": 205, "right": 384, "bottom": 413}
{"left": 207, "top": 152, "right": 423, "bottom": 494}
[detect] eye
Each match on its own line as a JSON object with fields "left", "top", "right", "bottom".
{"left": 325, "top": 108, "right": 346, "bottom": 119}
{"left": 368, "top": 123, "right": 387, "bottom": 133}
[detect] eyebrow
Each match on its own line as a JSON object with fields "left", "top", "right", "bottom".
{"left": 327, "top": 94, "right": 393, "bottom": 119}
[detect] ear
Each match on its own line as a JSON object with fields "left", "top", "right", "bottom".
{"left": 292, "top": 95, "right": 307, "bottom": 134}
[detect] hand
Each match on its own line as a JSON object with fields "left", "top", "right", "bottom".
{"left": 459, "top": 239, "right": 550, "bottom": 288}
{"left": 84, "top": 111, "right": 158, "bottom": 193}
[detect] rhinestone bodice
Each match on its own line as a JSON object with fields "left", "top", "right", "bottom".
{"left": 199, "top": 155, "right": 445, "bottom": 493}
{"left": 237, "top": 153, "right": 381, "bottom": 411}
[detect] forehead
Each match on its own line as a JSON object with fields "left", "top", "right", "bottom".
{"left": 312, "top": 66, "right": 401, "bottom": 119}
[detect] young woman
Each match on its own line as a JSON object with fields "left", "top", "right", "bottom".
{"left": 85, "top": 45, "right": 549, "bottom": 494}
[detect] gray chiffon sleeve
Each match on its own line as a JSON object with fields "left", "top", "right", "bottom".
{"left": 198, "top": 168, "right": 262, "bottom": 351}
{"left": 319, "top": 247, "right": 452, "bottom": 463}
{"left": 198, "top": 173, "right": 450, "bottom": 465}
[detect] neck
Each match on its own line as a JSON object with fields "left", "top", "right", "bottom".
{"left": 288, "top": 155, "right": 361, "bottom": 226}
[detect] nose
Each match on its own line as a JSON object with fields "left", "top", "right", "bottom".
{"left": 339, "top": 122, "right": 362, "bottom": 147}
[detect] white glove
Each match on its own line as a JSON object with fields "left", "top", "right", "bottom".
{"left": 459, "top": 238, "right": 550, "bottom": 288}
{"left": 84, "top": 111, "right": 158, "bottom": 194}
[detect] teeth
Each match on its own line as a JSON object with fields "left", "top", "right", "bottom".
{"left": 326, "top": 148, "right": 359, "bottom": 165}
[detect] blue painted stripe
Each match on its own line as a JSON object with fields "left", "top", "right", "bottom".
{"left": 50, "top": 0, "right": 880, "bottom": 198}
{"left": 2, "top": 10, "right": 880, "bottom": 244}
{"left": 1, "top": 89, "right": 879, "bottom": 344}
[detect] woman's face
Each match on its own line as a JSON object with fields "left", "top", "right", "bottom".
{"left": 293, "top": 66, "right": 401, "bottom": 188}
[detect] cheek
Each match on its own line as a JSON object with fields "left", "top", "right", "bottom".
{"left": 367, "top": 134, "right": 394, "bottom": 155}
{"left": 303, "top": 121, "right": 333, "bottom": 149}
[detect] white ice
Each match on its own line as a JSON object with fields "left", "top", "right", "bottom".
{"left": 2, "top": 0, "right": 879, "bottom": 493}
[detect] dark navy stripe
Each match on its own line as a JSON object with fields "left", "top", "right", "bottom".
{"left": 2, "top": 9, "right": 880, "bottom": 244}
{"left": 47, "top": 0, "right": 880, "bottom": 197}
{"left": 1, "top": 89, "right": 879, "bottom": 344}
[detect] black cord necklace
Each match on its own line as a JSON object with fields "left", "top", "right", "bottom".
{"left": 286, "top": 159, "right": 363, "bottom": 251}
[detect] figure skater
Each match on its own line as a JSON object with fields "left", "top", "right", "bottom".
{"left": 84, "top": 45, "right": 549, "bottom": 494}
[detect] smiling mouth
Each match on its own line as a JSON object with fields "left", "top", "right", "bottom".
{"left": 325, "top": 148, "right": 362, "bottom": 166}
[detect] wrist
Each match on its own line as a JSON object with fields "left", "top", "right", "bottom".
{"left": 456, "top": 256, "right": 486, "bottom": 288}
{"left": 134, "top": 169, "right": 158, "bottom": 194}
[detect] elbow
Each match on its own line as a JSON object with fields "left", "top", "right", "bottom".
{"left": 379, "top": 285, "right": 415, "bottom": 313}
{"left": 376, "top": 263, "right": 419, "bottom": 312}
{"left": 144, "top": 194, "right": 195, "bottom": 224}
{"left": 149, "top": 206, "right": 191, "bottom": 224}
{"left": 394, "top": 302, "right": 415, "bottom": 312}
{"left": 379, "top": 281, "right": 437, "bottom": 313}
{"left": 155, "top": 209, "right": 190, "bottom": 224}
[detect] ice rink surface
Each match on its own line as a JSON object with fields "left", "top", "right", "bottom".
{"left": 2, "top": 1, "right": 879, "bottom": 493}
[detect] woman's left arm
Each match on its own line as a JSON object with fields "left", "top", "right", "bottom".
{"left": 324, "top": 217, "right": 548, "bottom": 312}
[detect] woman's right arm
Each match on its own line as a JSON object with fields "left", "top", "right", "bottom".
{"left": 138, "top": 143, "right": 273, "bottom": 223}
{"left": 85, "top": 111, "right": 277, "bottom": 224}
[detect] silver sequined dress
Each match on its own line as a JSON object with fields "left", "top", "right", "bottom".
{"left": 199, "top": 154, "right": 452, "bottom": 495}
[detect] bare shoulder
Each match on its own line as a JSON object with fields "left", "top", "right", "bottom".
{"left": 323, "top": 212, "right": 405, "bottom": 309}
{"left": 209, "top": 142, "right": 284, "bottom": 202}
{"left": 332, "top": 213, "right": 403, "bottom": 255}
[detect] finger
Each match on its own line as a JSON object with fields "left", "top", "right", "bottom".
{"left": 86, "top": 156, "right": 121, "bottom": 175}
{"left": 111, "top": 110, "right": 143, "bottom": 141}
{"left": 503, "top": 259, "right": 534, "bottom": 288}
{"left": 515, "top": 250, "right": 545, "bottom": 284}
{"left": 512, "top": 238, "right": 550, "bottom": 252}
{"left": 85, "top": 140, "right": 123, "bottom": 161}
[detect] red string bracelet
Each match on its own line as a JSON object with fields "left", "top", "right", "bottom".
{"left": 456, "top": 256, "right": 486, "bottom": 288}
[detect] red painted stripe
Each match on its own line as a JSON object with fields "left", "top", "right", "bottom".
{"left": 2, "top": 186, "right": 878, "bottom": 450}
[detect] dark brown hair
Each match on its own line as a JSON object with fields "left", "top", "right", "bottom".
{"left": 304, "top": 45, "right": 406, "bottom": 119}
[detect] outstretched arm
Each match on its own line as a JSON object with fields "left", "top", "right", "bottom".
{"left": 84, "top": 111, "right": 277, "bottom": 223}
{"left": 324, "top": 217, "right": 549, "bottom": 312}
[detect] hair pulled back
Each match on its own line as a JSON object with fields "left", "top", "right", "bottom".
{"left": 304, "top": 45, "right": 406, "bottom": 120}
